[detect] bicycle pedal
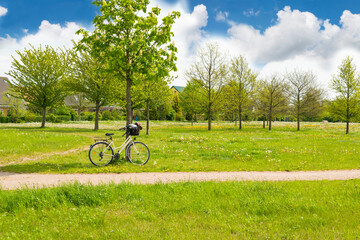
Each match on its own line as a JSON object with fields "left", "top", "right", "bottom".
{"left": 114, "top": 153, "right": 120, "bottom": 160}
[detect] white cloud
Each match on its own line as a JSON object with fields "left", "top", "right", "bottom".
{"left": 2, "top": 3, "right": 360, "bottom": 92}
{"left": 0, "top": 20, "right": 83, "bottom": 77}
{"left": 243, "top": 9, "right": 260, "bottom": 17}
{"left": 216, "top": 11, "right": 229, "bottom": 22}
{"left": 0, "top": 6, "right": 7, "bottom": 17}
{"left": 215, "top": 6, "right": 360, "bottom": 91}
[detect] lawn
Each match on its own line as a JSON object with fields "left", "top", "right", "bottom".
{"left": 0, "top": 180, "right": 359, "bottom": 239}
{"left": 0, "top": 121, "right": 360, "bottom": 173}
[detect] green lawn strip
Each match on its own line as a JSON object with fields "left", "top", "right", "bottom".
{"left": 0, "top": 126, "right": 95, "bottom": 164}
{"left": 1, "top": 121, "right": 360, "bottom": 172}
{"left": 1, "top": 122, "right": 360, "bottom": 173}
{"left": 0, "top": 180, "right": 359, "bottom": 239}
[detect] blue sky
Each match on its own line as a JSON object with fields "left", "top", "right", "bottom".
{"left": 1, "top": 0, "right": 359, "bottom": 37}
{"left": 0, "top": 0, "right": 360, "bottom": 88}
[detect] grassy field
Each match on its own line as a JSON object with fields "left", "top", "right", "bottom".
{"left": 0, "top": 121, "right": 360, "bottom": 173}
{"left": 0, "top": 180, "right": 359, "bottom": 239}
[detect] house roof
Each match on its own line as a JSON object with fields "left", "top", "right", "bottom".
{"left": 170, "top": 86, "right": 185, "bottom": 93}
{"left": 0, "top": 77, "right": 10, "bottom": 106}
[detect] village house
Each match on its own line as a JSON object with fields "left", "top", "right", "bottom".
{"left": 0, "top": 77, "right": 10, "bottom": 116}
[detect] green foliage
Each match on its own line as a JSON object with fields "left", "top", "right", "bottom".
{"left": 187, "top": 43, "right": 228, "bottom": 130}
{"left": 180, "top": 79, "right": 202, "bottom": 122}
{"left": 255, "top": 76, "right": 289, "bottom": 130}
{"left": 54, "top": 105, "right": 72, "bottom": 116}
{"left": 7, "top": 45, "right": 71, "bottom": 127}
{"left": 24, "top": 111, "right": 37, "bottom": 122}
{"left": 101, "top": 110, "right": 114, "bottom": 121}
{"left": 330, "top": 56, "right": 360, "bottom": 133}
{"left": 76, "top": 0, "right": 180, "bottom": 124}
{"left": 225, "top": 55, "right": 257, "bottom": 128}
{"left": 171, "top": 94, "right": 182, "bottom": 114}
{"left": 66, "top": 50, "right": 116, "bottom": 130}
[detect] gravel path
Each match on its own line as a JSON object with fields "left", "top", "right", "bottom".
{"left": 1, "top": 169, "right": 360, "bottom": 190}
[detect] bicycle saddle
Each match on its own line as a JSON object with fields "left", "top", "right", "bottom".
{"left": 105, "top": 133, "right": 114, "bottom": 136}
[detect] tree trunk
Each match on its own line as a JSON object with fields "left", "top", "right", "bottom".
{"left": 239, "top": 105, "right": 242, "bottom": 130}
{"left": 41, "top": 106, "right": 46, "bottom": 128}
{"left": 269, "top": 107, "right": 272, "bottom": 131}
{"left": 263, "top": 118, "right": 265, "bottom": 129}
{"left": 346, "top": 104, "right": 349, "bottom": 134}
{"left": 126, "top": 77, "right": 132, "bottom": 126}
{"left": 94, "top": 104, "right": 100, "bottom": 131}
{"left": 191, "top": 113, "right": 194, "bottom": 126}
{"left": 208, "top": 105, "right": 212, "bottom": 131}
{"left": 146, "top": 99, "right": 150, "bottom": 135}
{"left": 78, "top": 108, "right": 81, "bottom": 121}
{"left": 297, "top": 114, "right": 300, "bottom": 131}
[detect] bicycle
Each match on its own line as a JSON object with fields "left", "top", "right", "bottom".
{"left": 88, "top": 123, "right": 150, "bottom": 166}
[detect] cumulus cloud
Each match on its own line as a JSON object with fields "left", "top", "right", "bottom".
{"left": 216, "top": 6, "right": 360, "bottom": 89}
{"left": 0, "top": 20, "right": 83, "bottom": 77}
{"left": 0, "top": 6, "right": 7, "bottom": 17}
{"left": 2, "top": 3, "right": 360, "bottom": 90}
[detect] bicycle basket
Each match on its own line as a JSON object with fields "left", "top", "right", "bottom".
{"left": 127, "top": 123, "right": 140, "bottom": 135}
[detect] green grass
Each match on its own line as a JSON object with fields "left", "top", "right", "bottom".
{"left": 1, "top": 121, "right": 360, "bottom": 173}
{"left": 0, "top": 180, "right": 359, "bottom": 239}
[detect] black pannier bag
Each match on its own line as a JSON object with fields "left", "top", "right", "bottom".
{"left": 127, "top": 123, "right": 142, "bottom": 135}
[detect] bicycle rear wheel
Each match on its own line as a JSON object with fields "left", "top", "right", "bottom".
{"left": 126, "top": 142, "right": 150, "bottom": 165}
{"left": 89, "top": 142, "right": 114, "bottom": 166}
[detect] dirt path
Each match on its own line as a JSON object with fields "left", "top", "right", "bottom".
{"left": 1, "top": 169, "right": 360, "bottom": 190}
{"left": 0, "top": 147, "right": 89, "bottom": 167}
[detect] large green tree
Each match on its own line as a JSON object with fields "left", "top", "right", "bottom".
{"left": 76, "top": 0, "right": 180, "bottom": 126}
{"left": 256, "top": 75, "right": 288, "bottom": 131}
{"left": 7, "top": 45, "right": 70, "bottom": 127}
{"left": 285, "top": 70, "right": 323, "bottom": 131}
{"left": 187, "top": 42, "right": 227, "bottom": 131}
{"left": 330, "top": 56, "right": 360, "bottom": 134}
{"left": 67, "top": 50, "right": 116, "bottom": 130}
{"left": 132, "top": 73, "right": 172, "bottom": 134}
{"left": 228, "top": 55, "right": 257, "bottom": 130}
{"left": 180, "top": 79, "right": 202, "bottom": 125}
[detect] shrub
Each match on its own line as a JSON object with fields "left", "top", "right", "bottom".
{"left": 54, "top": 105, "right": 71, "bottom": 116}
{"left": 175, "top": 113, "right": 184, "bottom": 121}
{"left": 87, "top": 114, "right": 94, "bottom": 121}
{"left": 49, "top": 114, "right": 58, "bottom": 123}
{"left": 24, "top": 111, "right": 37, "bottom": 122}
{"left": 111, "top": 110, "right": 122, "bottom": 120}
{"left": 102, "top": 110, "right": 113, "bottom": 120}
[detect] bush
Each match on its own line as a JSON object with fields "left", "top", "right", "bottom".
{"left": 102, "top": 110, "right": 114, "bottom": 120}
{"left": 87, "top": 114, "right": 94, "bottom": 121}
{"left": 0, "top": 116, "right": 10, "bottom": 123}
{"left": 24, "top": 111, "right": 37, "bottom": 122}
{"left": 175, "top": 113, "right": 184, "bottom": 121}
{"left": 111, "top": 110, "right": 122, "bottom": 120}
{"left": 54, "top": 105, "right": 71, "bottom": 116}
{"left": 49, "top": 114, "right": 62, "bottom": 123}
{"left": 166, "top": 110, "right": 175, "bottom": 121}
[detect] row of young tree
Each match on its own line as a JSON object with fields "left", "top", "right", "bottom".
{"left": 179, "top": 43, "right": 360, "bottom": 134}
{"left": 7, "top": 0, "right": 181, "bottom": 133}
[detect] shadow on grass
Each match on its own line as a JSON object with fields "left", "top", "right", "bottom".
{"left": 0, "top": 159, "right": 147, "bottom": 174}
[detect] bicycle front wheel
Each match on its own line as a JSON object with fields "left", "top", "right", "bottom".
{"left": 126, "top": 142, "right": 150, "bottom": 165}
{"left": 89, "top": 142, "right": 114, "bottom": 166}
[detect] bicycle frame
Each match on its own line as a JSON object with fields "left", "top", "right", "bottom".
{"left": 103, "top": 135, "right": 137, "bottom": 156}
